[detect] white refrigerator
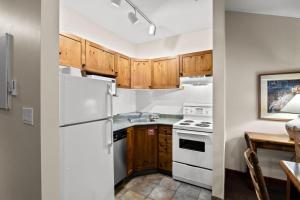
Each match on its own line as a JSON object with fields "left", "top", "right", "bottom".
{"left": 59, "top": 73, "right": 115, "bottom": 200}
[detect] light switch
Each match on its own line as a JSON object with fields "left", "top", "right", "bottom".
{"left": 22, "top": 107, "right": 34, "bottom": 125}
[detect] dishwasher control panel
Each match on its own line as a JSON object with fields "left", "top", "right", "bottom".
{"left": 113, "top": 129, "right": 127, "bottom": 142}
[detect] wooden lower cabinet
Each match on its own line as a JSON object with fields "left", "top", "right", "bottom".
{"left": 158, "top": 125, "right": 172, "bottom": 172}
{"left": 127, "top": 127, "right": 134, "bottom": 175}
{"left": 126, "top": 125, "right": 172, "bottom": 175}
{"left": 134, "top": 125, "right": 158, "bottom": 171}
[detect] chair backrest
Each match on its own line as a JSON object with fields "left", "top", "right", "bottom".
{"left": 294, "top": 132, "right": 300, "bottom": 162}
{"left": 244, "top": 148, "right": 270, "bottom": 200}
{"left": 244, "top": 133, "right": 254, "bottom": 151}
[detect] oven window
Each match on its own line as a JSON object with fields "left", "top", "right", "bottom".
{"left": 179, "top": 139, "right": 205, "bottom": 152}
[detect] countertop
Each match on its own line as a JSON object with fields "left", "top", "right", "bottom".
{"left": 113, "top": 113, "right": 182, "bottom": 132}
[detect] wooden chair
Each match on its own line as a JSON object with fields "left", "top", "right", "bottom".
{"left": 244, "top": 148, "right": 270, "bottom": 200}
{"left": 294, "top": 132, "right": 300, "bottom": 163}
{"left": 245, "top": 133, "right": 254, "bottom": 151}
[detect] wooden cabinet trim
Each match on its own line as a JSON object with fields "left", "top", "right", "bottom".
{"left": 180, "top": 50, "right": 213, "bottom": 58}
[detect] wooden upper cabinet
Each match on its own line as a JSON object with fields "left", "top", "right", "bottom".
{"left": 131, "top": 59, "right": 152, "bottom": 89}
{"left": 180, "top": 50, "right": 213, "bottom": 77}
{"left": 116, "top": 54, "right": 131, "bottom": 88}
{"left": 152, "top": 56, "right": 180, "bottom": 89}
{"left": 84, "top": 40, "right": 116, "bottom": 76}
{"left": 59, "top": 33, "right": 85, "bottom": 69}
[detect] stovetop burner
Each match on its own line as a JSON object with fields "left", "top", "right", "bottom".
{"left": 184, "top": 120, "right": 194, "bottom": 123}
{"left": 201, "top": 122, "right": 211, "bottom": 124}
{"left": 180, "top": 123, "right": 191, "bottom": 125}
{"left": 195, "top": 124, "right": 210, "bottom": 127}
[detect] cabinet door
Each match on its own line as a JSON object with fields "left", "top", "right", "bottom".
{"left": 180, "top": 50, "right": 213, "bottom": 77}
{"left": 152, "top": 57, "right": 180, "bottom": 89}
{"left": 158, "top": 125, "right": 172, "bottom": 172}
{"left": 131, "top": 59, "right": 152, "bottom": 89}
{"left": 127, "top": 127, "right": 134, "bottom": 175}
{"left": 59, "top": 33, "right": 85, "bottom": 69}
{"left": 85, "top": 40, "right": 116, "bottom": 76}
{"left": 116, "top": 54, "right": 131, "bottom": 88}
{"left": 134, "top": 126, "right": 158, "bottom": 171}
{"left": 181, "top": 56, "right": 196, "bottom": 77}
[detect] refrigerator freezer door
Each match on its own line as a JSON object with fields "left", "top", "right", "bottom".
{"left": 60, "top": 120, "right": 114, "bottom": 200}
{"left": 59, "top": 74, "right": 113, "bottom": 126}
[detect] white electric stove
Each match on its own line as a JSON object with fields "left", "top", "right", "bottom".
{"left": 172, "top": 104, "right": 213, "bottom": 190}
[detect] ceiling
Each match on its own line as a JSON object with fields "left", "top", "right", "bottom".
{"left": 61, "top": 0, "right": 212, "bottom": 44}
{"left": 226, "top": 0, "right": 300, "bottom": 19}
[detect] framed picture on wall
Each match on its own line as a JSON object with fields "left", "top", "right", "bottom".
{"left": 259, "top": 71, "right": 300, "bottom": 121}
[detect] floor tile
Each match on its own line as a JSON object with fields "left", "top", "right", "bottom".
{"left": 198, "top": 188, "right": 212, "bottom": 200}
{"left": 145, "top": 173, "right": 165, "bottom": 185}
{"left": 125, "top": 176, "right": 146, "bottom": 189}
{"left": 120, "top": 190, "right": 145, "bottom": 200}
{"left": 115, "top": 187, "right": 128, "bottom": 199}
{"left": 177, "top": 183, "right": 201, "bottom": 198}
{"left": 159, "top": 177, "right": 181, "bottom": 191}
{"left": 172, "top": 191, "right": 199, "bottom": 200}
{"left": 149, "top": 186, "right": 175, "bottom": 200}
{"left": 130, "top": 182, "right": 157, "bottom": 196}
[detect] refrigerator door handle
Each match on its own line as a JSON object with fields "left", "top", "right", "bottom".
{"left": 108, "top": 118, "right": 113, "bottom": 146}
{"left": 107, "top": 83, "right": 113, "bottom": 118}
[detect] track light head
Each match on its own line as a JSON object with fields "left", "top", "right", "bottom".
{"left": 128, "top": 10, "right": 139, "bottom": 24}
{"left": 148, "top": 24, "right": 156, "bottom": 36}
{"left": 111, "top": 0, "right": 121, "bottom": 7}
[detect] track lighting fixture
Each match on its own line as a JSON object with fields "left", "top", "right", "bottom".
{"left": 111, "top": 0, "right": 121, "bottom": 7}
{"left": 128, "top": 9, "right": 139, "bottom": 24}
{"left": 148, "top": 24, "right": 156, "bottom": 36}
{"left": 110, "top": 0, "right": 157, "bottom": 36}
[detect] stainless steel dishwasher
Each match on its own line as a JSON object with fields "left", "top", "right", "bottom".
{"left": 113, "top": 129, "right": 127, "bottom": 185}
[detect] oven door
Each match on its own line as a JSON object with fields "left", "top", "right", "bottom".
{"left": 173, "top": 128, "right": 213, "bottom": 169}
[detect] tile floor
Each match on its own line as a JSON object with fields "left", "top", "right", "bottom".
{"left": 115, "top": 173, "right": 212, "bottom": 200}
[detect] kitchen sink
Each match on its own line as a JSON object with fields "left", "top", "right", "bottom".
{"left": 128, "top": 117, "right": 151, "bottom": 123}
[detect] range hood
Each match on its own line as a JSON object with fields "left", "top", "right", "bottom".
{"left": 180, "top": 76, "right": 213, "bottom": 86}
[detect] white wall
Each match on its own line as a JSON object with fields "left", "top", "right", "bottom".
{"left": 0, "top": 0, "right": 42, "bottom": 199}
{"left": 212, "top": 0, "right": 226, "bottom": 198}
{"left": 60, "top": 6, "right": 136, "bottom": 57}
{"left": 225, "top": 12, "right": 300, "bottom": 179}
{"left": 136, "top": 85, "right": 213, "bottom": 115}
{"left": 41, "top": 0, "right": 60, "bottom": 199}
{"left": 135, "top": 29, "right": 213, "bottom": 58}
{"left": 113, "top": 89, "right": 136, "bottom": 115}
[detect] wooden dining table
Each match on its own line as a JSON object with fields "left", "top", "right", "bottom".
{"left": 280, "top": 160, "right": 300, "bottom": 200}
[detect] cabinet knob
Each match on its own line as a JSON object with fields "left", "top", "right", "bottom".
{"left": 59, "top": 52, "right": 62, "bottom": 55}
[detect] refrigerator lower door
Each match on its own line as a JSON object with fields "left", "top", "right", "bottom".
{"left": 60, "top": 120, "right": 114, "bottom": 200}
{"left": 59, "top": 74, "right": 113, "bottom": 126}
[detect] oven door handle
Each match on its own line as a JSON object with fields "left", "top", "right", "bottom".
{"left": 177, "top": 131, "right": 210, "bottom": 137}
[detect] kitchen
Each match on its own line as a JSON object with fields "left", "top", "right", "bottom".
{"left": 59, "top": 0, "right": 213, "bottom": 200}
